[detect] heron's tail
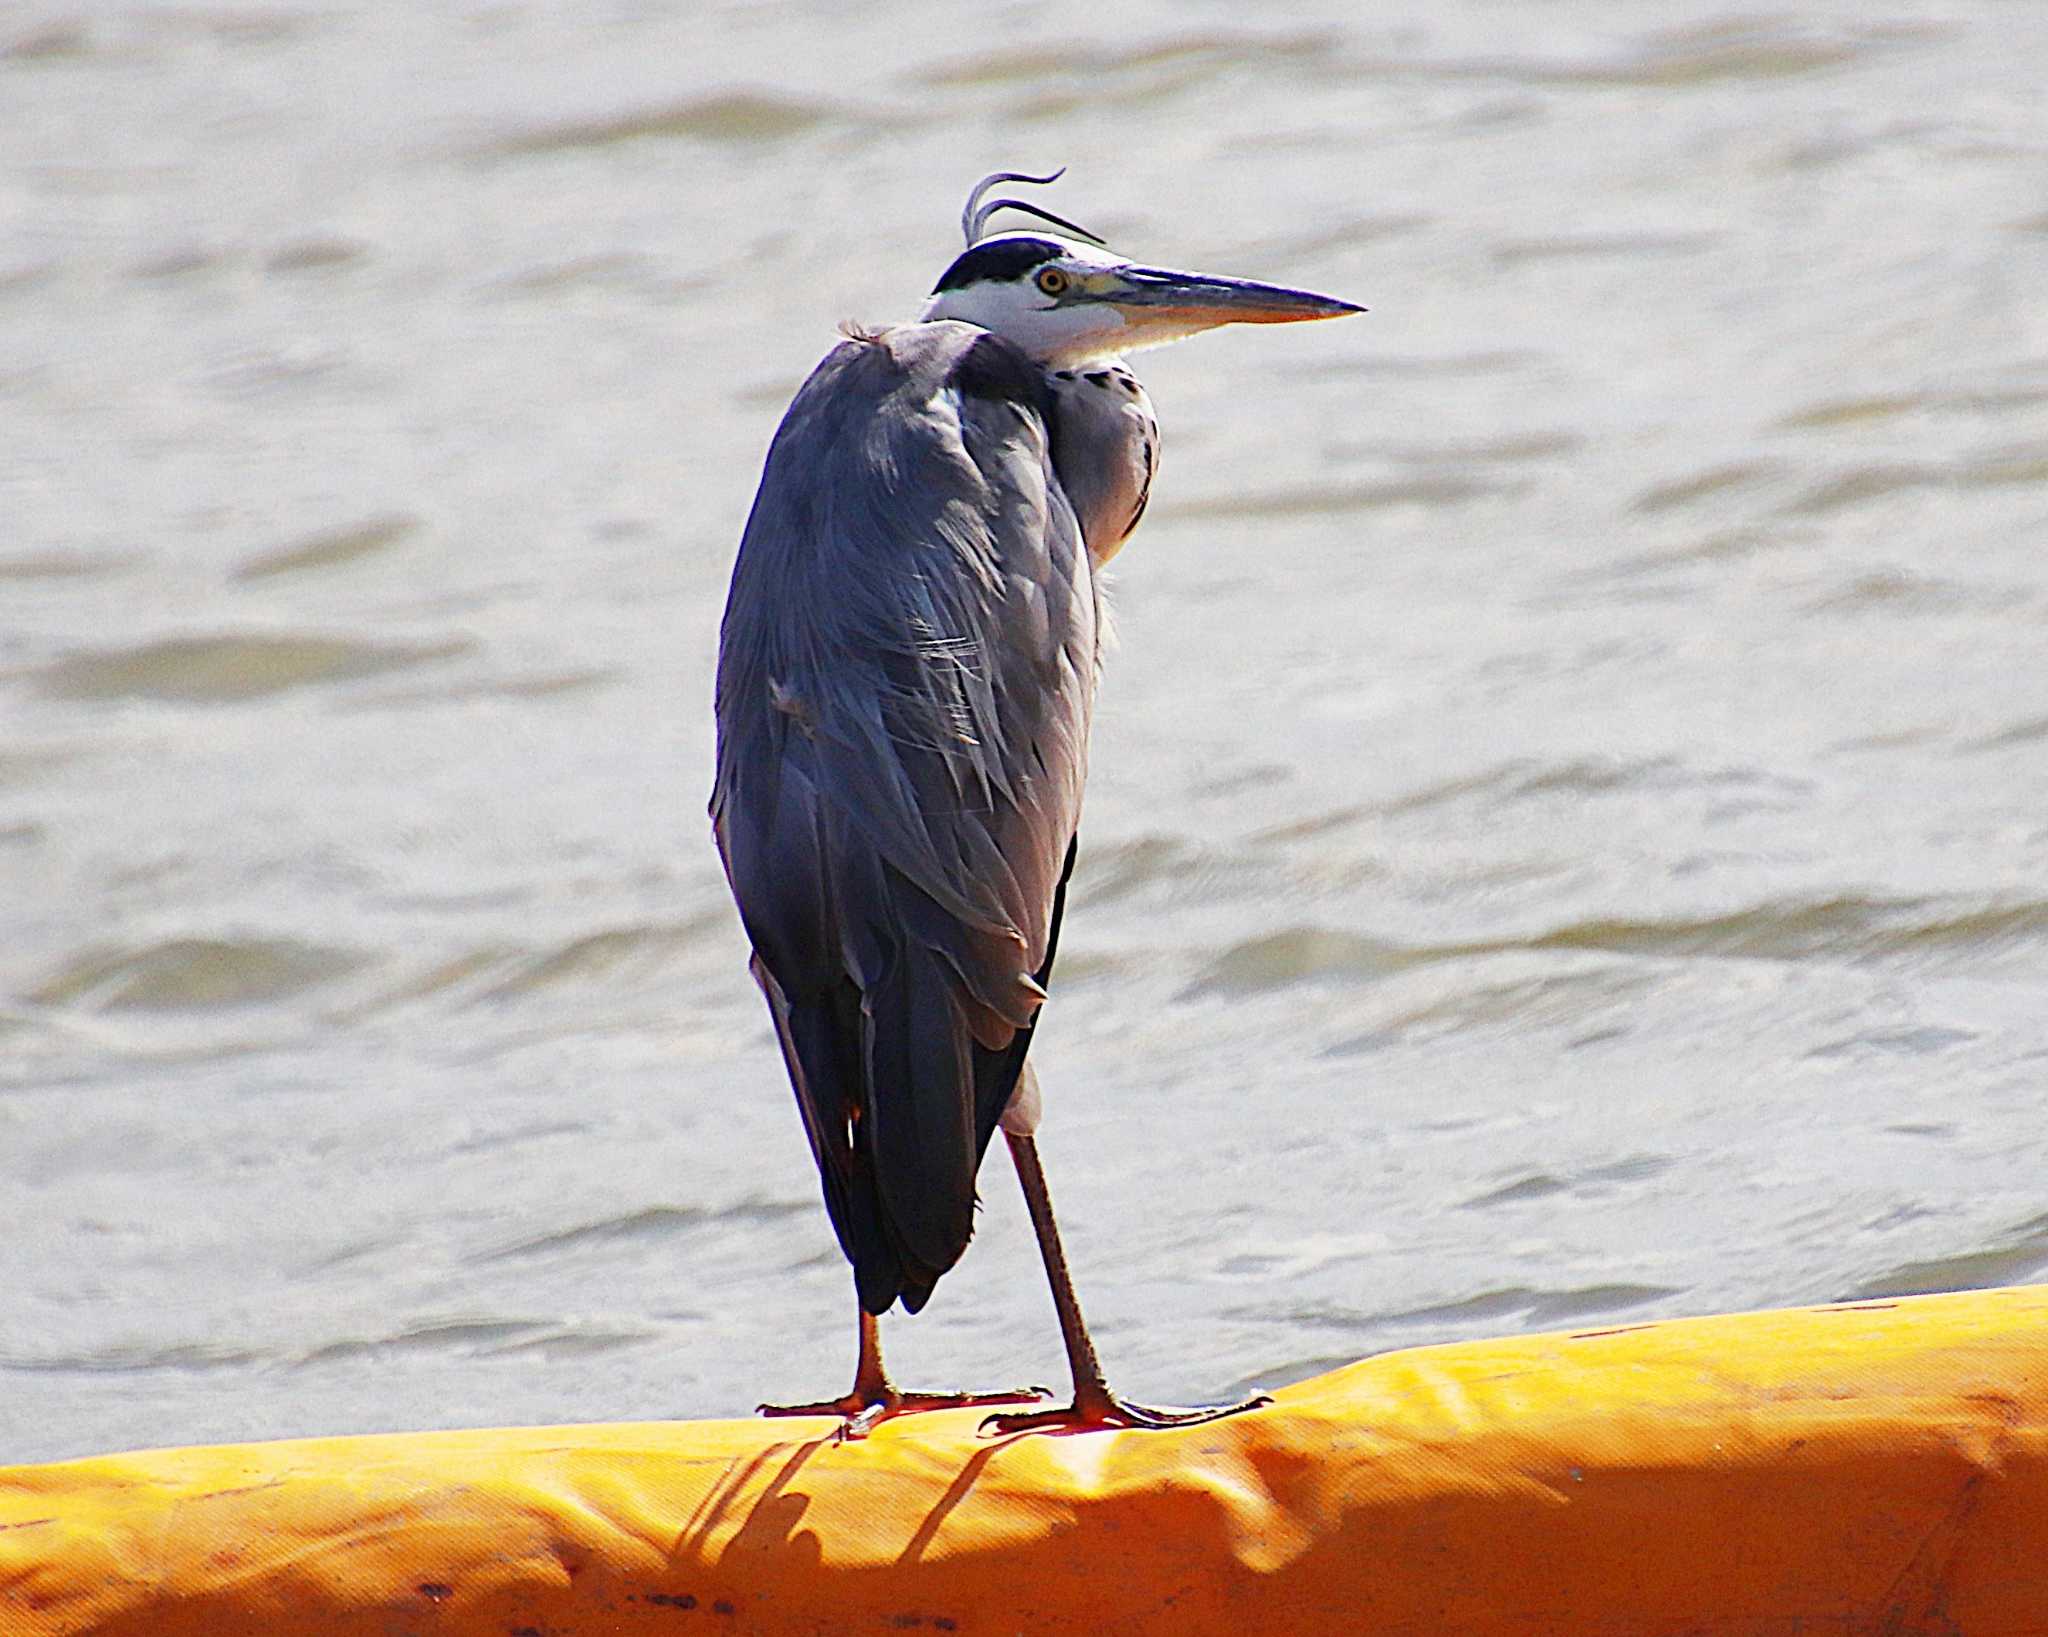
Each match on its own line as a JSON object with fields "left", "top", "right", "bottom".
{"left": 755, "top": 963, "right": 909, "bottom": 1314}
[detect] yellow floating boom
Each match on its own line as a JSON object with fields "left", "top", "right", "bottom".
{"left": 5, "top": 1285, "right": 2046, "bottom": 1634}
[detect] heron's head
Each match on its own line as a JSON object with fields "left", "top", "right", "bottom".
{"left": 920, "top": 230, "right": 1362, "bottom": 368}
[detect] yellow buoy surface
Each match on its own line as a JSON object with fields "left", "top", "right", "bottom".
{"left": 5, "top": 1285, "right": 2046, "bottom": 1635}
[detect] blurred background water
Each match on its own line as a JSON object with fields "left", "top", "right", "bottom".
{"left": 4, "top": 1, "right": 2047, "bottom": 1465}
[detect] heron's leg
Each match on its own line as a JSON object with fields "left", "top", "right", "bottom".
{"left": 760, "top": 1305, "right": 1047, "bottom": 1441}
{"left": 982, "top": 1130, "right": 1273, "bottom": 1436}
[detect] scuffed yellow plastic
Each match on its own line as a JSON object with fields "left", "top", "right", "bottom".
{"left": 5, "top": 1285, "right": 2046, "bottom": 1635}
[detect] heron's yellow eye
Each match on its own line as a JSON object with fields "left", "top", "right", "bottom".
{"left": 1036, "top": 267, "right": 1069, "bottom": 297}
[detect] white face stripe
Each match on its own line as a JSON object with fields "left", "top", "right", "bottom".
{"left": 919, "top": 236, "right": 1144, "bottom": 365}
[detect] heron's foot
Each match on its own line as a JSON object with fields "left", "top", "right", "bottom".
{"left": 980, "top": 1385, "right": 1273, "bottom": 1437}
{"left": 760, "top": 1384, "right": 1051, "bottom": 1442}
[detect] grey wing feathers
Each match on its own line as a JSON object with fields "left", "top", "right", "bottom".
{"left": 712, "top": 321, "right": 1096, "bottom": 1312}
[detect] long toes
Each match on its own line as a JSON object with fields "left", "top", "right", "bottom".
{"left": 761, "top": 1384, "right": 1054, "bottom": 1433}
{"left": 981, "top": 1392, "right": 1273, "bottom": 1437}
{"left": 891, "top": 1385, "right": 1051, "bottom": 1412}
{"left": 758, "top": 1398, "right": 863, "bottom": 1419}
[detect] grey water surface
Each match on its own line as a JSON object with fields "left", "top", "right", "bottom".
{"left": 5, "top": 2, "right": 2047, "bottom": 1464}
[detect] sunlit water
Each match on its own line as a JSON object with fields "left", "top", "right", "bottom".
{"left": 5, "top": 3, "right": 2047, "bottom": 1464}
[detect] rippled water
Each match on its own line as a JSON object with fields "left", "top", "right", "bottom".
{"left": 5, "top": 3, "right": 2047, "bottom": 1464}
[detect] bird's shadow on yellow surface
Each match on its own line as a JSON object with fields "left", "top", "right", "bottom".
{"left": 677, "top": 1437, "right": 828, "bottom": 1574}
{"left": 671, "top": 1426, "right": 1017, "bottom": 1575}
{"left": 897, "top": 1441, "right": 1002, "bottom": 1566}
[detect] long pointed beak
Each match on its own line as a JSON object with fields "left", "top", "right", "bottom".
{"left": 1101, "top": 264, "right": 1365, "bottom": 328}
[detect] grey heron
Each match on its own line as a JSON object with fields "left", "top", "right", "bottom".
{"left": 712, "top": 171, "right": 1362, "bottom": 1436}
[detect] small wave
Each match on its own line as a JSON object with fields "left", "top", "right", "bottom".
{"left": 476, "top": 921, "right": 711, "bottom": 1000}
{"left": 480, "top": 1324, "right": 662, "bottom": 1360}
{"left": 1780, "top": 447, "right": 2048, "bottom": 516}
{"left": 344, "top": 945, "right": 524, "bottom": 1014}
{"left": 475, "top": 91, "right": 831, "bottom": 158}
{"left": 0, "top": 549, "right": 142, "bottom": 580}
{"left": 1332, "top": 968, "right": 1653, "bottom": 1052}
{"left": 35, "top": 631, "right": 468, "bottom": 703}
{"left": 1335, "top": 430, "right": 1584, "bottom": 466}
{"left": 1590, "top": 527, "right": 1794, "bottom": 583}
{"left": 443, "top": 1119, "right": 591, "bottom": 1158}
{"left": 2, "top": 1342, "right": 265, "bottom": 1374}
{"left": 1183, "top": 927, "right": 1416, "bottom": 998}
{"left": 1276, "top": 1283, "right": 1681, "bottom": 1339}
{"left": 28, "top": 936, "right": 366, "bottom": 1011}
{"left": 1460, "top": 1174, "right": 1568, "bottom": 1209}
{"left": 1844, "top": 1214, "right": 2048, "bottom": 1300}
{"left": 1628, "top": 460, "right": 1788, "bottom": 515}
{"left": 1296, "top": 350, "right": 1543, "bottom": 382}
{"left": 205, "top": 341, "right": 356, "bottom": 397}
{"left": 232, "top": 514, "right": 417, "bottom": 581}
{"left": 1074, "top": 834, "right": 1198, "bottom": 905}
{"left": 1249, "top": 804, "right": 1371, "bottom": 845}
{"left": 341, "top": 918, "right": 725, "bottom": 1017}
{"left": 471, "top": 1200, "right": 810, "bottom": 1264}
{"left": 486, "top": 252, "right": 673, "bottom": 299}
{"left": 1432, "top": 19, "right": 1943, "bottom": 90}
{"left": 264, "top": 236, "right": 367, "bottom": 275}
{"left": 129, "top": 244, "right": 235, "bottom": 282}
{"left": 1377, "top": 765, "right": 1532, "bottom": 817}
{"left": 4, "top": 20, "right": 91, "bottom": 60}
{"left": 1462, "top": 1154, "right": 1673, "bottom": 1210}
{"left": 1968, "top": 715, "right": 2048, "bottom": 751}
{"left": 1166, "top": 474, "right": 1524, "bottom": 522}
{"left": 1777, "top": 392, "right": 1927, "bottom": 430}
{"left": 912, "top": 30, "right": 1336, "bottom": 92}
{"left": 366, "top": 668, "right": 618, "bottom": 708}
{"left": 1803, "top": 569, "right": 2030, "bottom": 618}
{"left": 1807, "top": 1026, "right": 1977, "bottom": 1059}
{"left": 1074, "top": 834, "right": 1278, "bottom": 909}
{"left": 1197, "top": 894, "right": 2048, "bottom": 1010}
{"left": 1372, "top": 756, "right": 1805, "bottom": 817}
{"left": 1492, "top": 231, "right": 1717, "bottom": 267}
{"left": 1516, "top": 895, "right": 2048, "bottom": 967}
{"left": 1380, "top": 1283, "right": 1681, "bottom": 1328}
{"left": 296, "top": 1319, "right": 552, "bottom": 1367}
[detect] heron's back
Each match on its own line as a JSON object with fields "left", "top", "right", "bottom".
{"left": 712, "top": 321, "right": 1098, "bottom": 1312}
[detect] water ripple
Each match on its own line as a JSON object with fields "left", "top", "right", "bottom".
{"left": 1189, "top": 894, "right": 2048, "bottom": 1006}
{"left": 296, "top": 1319, "right": 553, "bottom": 1366}
{"left": 1278, "top": 1282, "right": 1682, "bottom": 1337}
{"left": 28, "top": 937, "right": 367, "bottom": 1011}
{"left": 1493, "top": 231, "right": 1719, "bottom": 267}
{"left": 1183, "top": 927, "right": 1416, "bottom": 998}
{"left": 1379, "top": 1283, "right": 1680, "bottom": 1327}
{"left": 1166, "top": 474, "right": 1525, "bottom": 522}
{"left": 0, "top": 549, "right": 143, "bottom": 581}
{"left": 2, "top": 1342, "right": 266, "bottom": 1375}
{"left": 1845, "top": 1214, "right": 2048, "bottom": 1299}
{"left": 1780, "top": 446, "right": 2048, "bottom": 515}
{"left": 1462, "top": 1154, "right": 1676, "bottom": 1210}
{"left": 1629, "top": 460, "right": 1789, "bottom": 515}
{"left": 475, "top": 90, "right": 837, "bottom": 158}
{"left": 911, "top": 31, "right": 1337, "bottom": 92}
{"left": 232, "top": 514, "right": 418, "bottom": 581}
{"left": 1516, "top": 896, "right": 2048, "bottom": 967}
{"left": 34, "top": 631, "right": 469, "bottom": 704}
{"left": 471, "top": 1200, "right": 810, "bottom": 1264}
{"left": 1431, "top": 19, "right": 1948, "bottom": 89}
